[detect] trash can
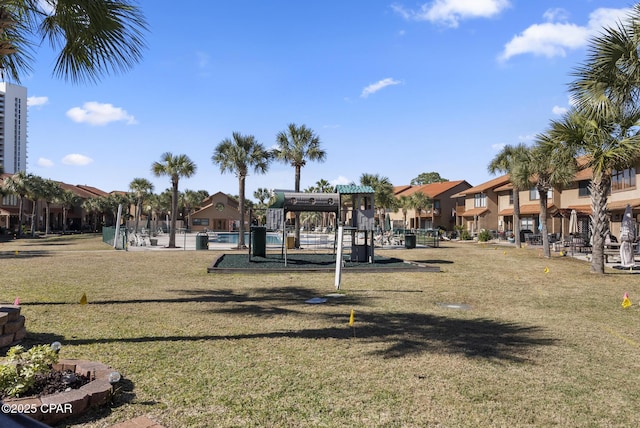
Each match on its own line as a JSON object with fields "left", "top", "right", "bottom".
{"left": 286, "top": 236, "right": 295, "bottom": 249}
{"left": 252, "top": 226, "right": 266, "bottom": 257}
{"left": 404, "top": 234, "right": 416, "bottom": 249}
{"left": 195, "top": 232, "right": 209, "bottom": 250}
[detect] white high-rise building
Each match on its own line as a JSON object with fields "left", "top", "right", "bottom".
{"left": 0, "top": 82, "right": 28, "bottom": 173}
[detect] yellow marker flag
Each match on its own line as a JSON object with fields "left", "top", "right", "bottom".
{"left": 349, "top": 309, "right": 355, "bottom": 326}
{"left": 622, "top": 293, "right": 632, "bottom": 309}
{"left": 503, "top": 250, "right": 507, "bottom": 255}
{"left": 544, "top": 267, "right": 549, "bottom": 274}
{"left": 79, "top": 293, "right": 87, "bottom": 305}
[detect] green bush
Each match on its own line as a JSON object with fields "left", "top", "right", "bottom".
{"left": 478, "top": 229, "right": 493, "bottom": 242}
{"left": 0, "top": 345, "right": 59, "bottom": 398}
{"left": 460, "top": 229, "right": 472, "bottom": 240}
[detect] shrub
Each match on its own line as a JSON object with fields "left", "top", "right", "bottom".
{"left": 460, "top": 229, "right": 472, "bottom": 240}
{"left": 478, "top": 229, "right": 493, "bottom": 242}
{"left": 0, "top": 345, "right": 59, "bottom": 398}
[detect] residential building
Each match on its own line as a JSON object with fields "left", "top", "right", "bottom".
{"left": 455, "top": 160, "right": 640, "bottom": 240}
{"left": 0, "top": 82, "right": 28, "bottom": 173}
{"left": 451, "top": 175, "right": 511, "bottom": 236}
{"left": 190, "top": 192, "right": 243, "bottom": 232}
{"left": 391, "top": 180, "right": 472, "bottom": 231}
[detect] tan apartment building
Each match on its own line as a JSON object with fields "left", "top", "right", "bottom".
{"left": 455, "top": 161, "right": 640, "bottom": 240}
{"left": 189, "top": 192, "right": 244, "bottom": 232}
{"left": 391, "top": 180, "right": 472, "bottom": 231}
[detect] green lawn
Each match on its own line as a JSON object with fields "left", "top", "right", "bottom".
{"left": 1, "top": 235, "right": 639, "bottom": 427}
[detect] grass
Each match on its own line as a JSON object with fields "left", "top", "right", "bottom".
{"left": 1, "top": 234, "right": 640, "bottom": 427}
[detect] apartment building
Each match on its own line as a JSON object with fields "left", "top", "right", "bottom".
{"left": 0, "top": 82, "right": 28, "bottom": 174}
{"left": 455, "top": 161, "right": 640, "bottom": 240}
{"left": 391, "top": 180, "right": 472, "bottom": 231}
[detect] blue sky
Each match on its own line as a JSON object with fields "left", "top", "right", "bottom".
{"left": 22, "top": 0, "right": 633, "bottom": 199}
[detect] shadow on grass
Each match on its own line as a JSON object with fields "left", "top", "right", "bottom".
{"left": 0, "top": 251, "right": 53, "bottom": 259}
{"left": 29, "top": 311, "right": 554, "bottom": 363}
{"left": 20, "top": 287, "right": 354, "bottom": 308}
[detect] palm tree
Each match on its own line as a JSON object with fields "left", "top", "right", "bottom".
{"left": 511, "top": 136, "right": 577, "bottom": 258}
{"left": 274, "top": 123, "right": 326, "bottom": 248}
{"left": 546, "top": 110, "right": 640, "bottom": 271}
{"left": 81, "top": 197, "right": 100, "bottom": 232}
{"left": 56, "top": 189, "right": 80, "bottom": 233}
{"left": 488, "top": 144, "right": 530, "bottom": 248}
{"left": 253, "top": 187, "right": 273, "bottom": 226}
{"left": 151, "top": 153, "right": 197, "bottom": 248}
{"left": 567, "top": 6, "right": 640, "bottom": 273}
{"left": 410, "top": 191, "right": 431, "bottom": 230}
{"left": 359, "top": 173, "right": 396, "bottom": 234}
{"left": 396, "top": 194, "right": 412, "bottom": 231}
{"left": 129, "top": 177, "right": 154, "bottom": 233}
{"left": 314, "top": 179, "right": 335, "bottom": 193}
{"left": 181, "top": 189, "right": 204, "bottom": 231}
{"left": 41, "top": 179, "right": 62, "bottom": 235}
{"left": 213, "top": 132, "right": 271, "bottom": 249}
{"left": 3, "top": 171, "right": 29, "bottom": 235}
{"left": 24, "top": 174, "right": 45, "bottom": 235}
{"left": 1, "top": 0, "right": 147, "bottom": 84}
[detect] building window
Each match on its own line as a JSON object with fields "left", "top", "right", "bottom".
{"left": 611, "top": 167, "right": 636, "bottom": 192}
{"left": 474, "top": 193, "right": 486, "bottom": 208}
{"left": 520, "top": 218, "right": 534, "bottom": 231}
{"left": 578, "top": 180, "right": 591, "bottom": 197}
{"left": 193, "top": 218, "right": 209, "bottom": 226}
{"left": 509, "top": 190, "right": 514, "bottom": 205}
{"left": 529, "top": 187, "right": 552, "bottom": 200}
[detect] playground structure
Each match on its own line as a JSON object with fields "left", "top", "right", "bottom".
{"left": 263, "top": 185, "right": 376, "bottom": 264}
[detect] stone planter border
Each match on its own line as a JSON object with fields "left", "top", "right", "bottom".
{"left": 3, "top": 358, "right": 118, "bottom": 425}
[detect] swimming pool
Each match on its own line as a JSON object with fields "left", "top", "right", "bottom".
{"left": 210, "top": 232, "right": 283, "bottom": 244}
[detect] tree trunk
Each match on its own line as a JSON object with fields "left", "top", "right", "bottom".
{"left": 294, "top": 165, "right": 301, "bottom": 248}
{"left": 513, "top": 189, "right": 521, "bottom": 248}
{"left": 539, "top": 190, "right": 550, "bottom": 258}
{"left": 238, "top": 175, "right": 246, "bottom": 249}
{"left": 169, "top": 180, "right": 179, "bottom": 248}
{"left": 590, "top": 175, "right": 610, "bottom": 274}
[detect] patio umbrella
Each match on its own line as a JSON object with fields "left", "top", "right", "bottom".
{"left": 569, "top": 210, "right": 578, "bottom": 235}
{"left": 619, "top": 204, "right": 636, "bottom": 268}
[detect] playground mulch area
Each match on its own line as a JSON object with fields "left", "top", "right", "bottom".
{"left": 208, "top": 252, "right": 440, "bottom": 273}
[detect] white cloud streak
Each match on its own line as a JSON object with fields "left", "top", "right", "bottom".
{"left": 66, "top": 101, "right": 137, "bottom": 126}
{"left": 37, "top": 157, "right": 54, "bottom": 167}
{"left": 27, "top": 96, "right": 48, "bottom": 108}
{"left": 361, "top": 78, "right": 402, "bottom": 98}
{"left": 392, "top": 0, "right": 510, "bottom": 28}
{"left": 62, "top": 154, "right": 94, "bottom": 166}
{"left": 552, "top": 105, "right": 568, "bottom": 115}
{"left": 499, "top": 7, "right": 631, "bottom": 62}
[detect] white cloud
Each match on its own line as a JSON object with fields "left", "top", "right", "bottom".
{"left": 27, "top": 96, "right": 48, "bottom": 108}
{"left": 543, "top": 8, "right": 569, "bottom": 23}
{"left": 37, "top": 157, "right": 54, "bottom": 167}
{"left": 491, "top": 143, "right": 506, "bottom": 151}
{"left": 66, "top": 101, "right": 137, "bottom": 126}
{"left": 331, "top": 176, "right": 351, "bottom": 186}
{"left": 392, "top": 0, "right": 510, "bottom": 28}
{"left": 499, "top": 22, "right": 589, "bottom": 61}
{"left": 499, "top": 7, "right": 631, "bottom": 62}
{"left": 361, "top": 78, "right": 402, "bottom": 98}
{"left": 62, "top": 154, "right": 94, "bottom": 166}
{"left": 552, "top": 105, "right": 568, "bottom": 115}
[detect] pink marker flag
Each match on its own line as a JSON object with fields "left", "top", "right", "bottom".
{"left": 13, "top": 297, "right": 20, "bottom": 306}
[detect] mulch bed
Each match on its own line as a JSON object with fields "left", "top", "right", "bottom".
{"left": 208, "top": 253, "right": 440, "bottom": 273}
{"left": 1, "top": 369, "right": 91, "bottom": 400}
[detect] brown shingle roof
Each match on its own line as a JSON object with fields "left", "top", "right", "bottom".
{"left": 451, "top": 175, "right": 511, "bottom": 198}
{"left": 395, "top": 180, "right": 469, "bottom": 198}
